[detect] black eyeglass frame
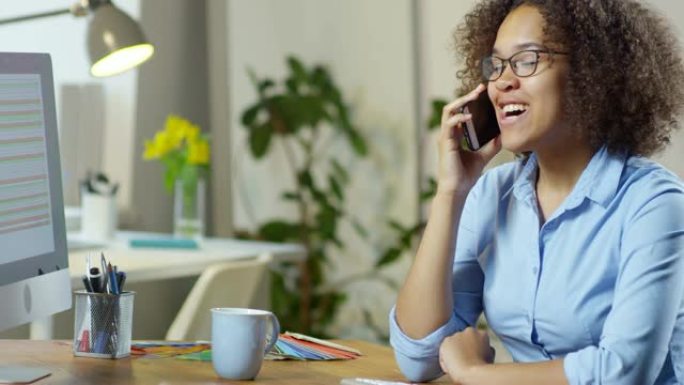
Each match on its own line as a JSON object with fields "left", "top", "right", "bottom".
{"left": 481, "top": 49, "right": 568, "bottom": 82}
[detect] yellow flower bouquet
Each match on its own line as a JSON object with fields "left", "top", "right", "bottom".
{"left": 143, "top": 114, "right": 210, "bottom": 192}
{"left": 143, "top": 115, "right": 210, "bottom": 238}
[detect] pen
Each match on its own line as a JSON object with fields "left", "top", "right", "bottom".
{"left": 107, "top": 262, "right": 119, "bottom": 295}
{"left": 81, "top": 275, "right": 94, "bottom": 293}
{"left": 84, "top": 254, "right": 94, "bottom": 292}
{"left": 100, "top": 253, "right": 109, "bottom": 293}
{"left": 88, "top": 267, "right": 102, "bottom": 293}
{"left": 117, "top": 271, "right": 126, "bottom": 292}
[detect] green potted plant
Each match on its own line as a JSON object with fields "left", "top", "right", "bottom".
{"left": 240, "top": 57, "right": 437, "bottom": 338}
{"left": 240, "top": 57, "right": 368, "bottom": 336}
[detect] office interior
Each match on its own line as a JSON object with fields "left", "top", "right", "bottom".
{"left": 0, "top": 0, "right": 683, "bottom": 355}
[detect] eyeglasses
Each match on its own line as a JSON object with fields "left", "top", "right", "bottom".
{"left": 481, "top": 49, "right": 568, "bottom": 82}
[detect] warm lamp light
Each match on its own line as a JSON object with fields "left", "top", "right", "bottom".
{"left": 0, "top": 0, "right": 154, "bottom": 77}
{"left": 87, "top": 2, "right": 154, "bottom": 77}
{"left": 90, "top": 44, "right": 154, "bottom": 77}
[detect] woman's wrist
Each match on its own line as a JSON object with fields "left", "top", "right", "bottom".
{"left": 435, "top": 184, "right": 471, "bottom": 202}
{"left": 453, "top": 361, "right": 489, "bottom": 385}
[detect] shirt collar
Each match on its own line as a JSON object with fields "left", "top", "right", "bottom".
{"left": 512, "top": 147, "right": 626, "bottom": 209}
{"left": 580, "top": 146, "right": 626, "bottom": 208}
{"left": 511, "top": 154, "right": 539, "bottom": 208}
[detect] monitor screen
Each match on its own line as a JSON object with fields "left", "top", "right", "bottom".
{"left": 0, "top": 52, "right": 71, "bottom": 332}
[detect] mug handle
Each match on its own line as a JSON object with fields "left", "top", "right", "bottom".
{"left": 264, "top": 313, "right": 280, "bottom": 354}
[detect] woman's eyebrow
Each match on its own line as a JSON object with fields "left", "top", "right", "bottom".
{"left": 492, "top": 42, "right": 545, "bottom": 55}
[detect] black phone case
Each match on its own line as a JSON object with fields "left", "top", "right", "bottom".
{"left": 461, "top": 92, "right": 500, "bottom": 151}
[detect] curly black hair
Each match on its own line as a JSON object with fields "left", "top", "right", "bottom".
{"left": 454, "top": 0, "right": 684, "bottom": 156}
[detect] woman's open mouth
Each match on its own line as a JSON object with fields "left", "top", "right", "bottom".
{"left": 500, "top": 103, "right": 529, "bottom": 126}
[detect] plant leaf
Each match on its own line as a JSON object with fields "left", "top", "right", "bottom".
{"left": 287, "top": 56, "right": 308, "bottom": 83}
{"left": 328, "top": 175, "right": 343, "bottom": 201}
{"left": 350, "top": 217, "right": 369, "bottom": 239}
{"left": 376, "top": 247, "right": 402, "bottom": 268}
{"left": 346, "top": 128, "right": 368, "bottom": 156}
{"left": 420, "top": 177, "right": 438, "bottom": 202}
{"left": 249, "top": 123, "right": 273, "bottom": 158}
{"left": 298, "top": 170, "right": 314, "bottom": 190}
{"left": 258, "top": 220, "right": 301, "bottom": 242}
{"left": 330, "top": 159, "right": 349, "bottom": 185}
{"left": 316, "top": 205, "right": 338, "bottom": 240}
{"left": 285, "top": 78, "right": 298, "bottom": 94}
{"left": 282, "top": 191, "right": 301, "bottom": 201}
{"left": 427, "top": 99, "right": 448, "bottom": 130}
{"left": 241, "top": 104, "right": 261, "bottom": 126}
{"left": 388, "top": 220, "right": 405, "bottom": 232}
{"left": 258, "top": 79, "right": 275, "bottom": 94}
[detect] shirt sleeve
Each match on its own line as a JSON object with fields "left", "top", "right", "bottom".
{"left": 564, "top": 177, "right": 684, "bottom": 385}
{"left": 389, "top": 177, "right": 487, "bottom": 383}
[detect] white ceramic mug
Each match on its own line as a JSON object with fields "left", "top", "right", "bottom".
{"left": 210, "top": 308, "right": 280, "bottom": 380}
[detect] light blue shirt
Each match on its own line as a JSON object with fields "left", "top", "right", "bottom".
{"left": 389, "top": 147, "right": 684, "bottom": 384}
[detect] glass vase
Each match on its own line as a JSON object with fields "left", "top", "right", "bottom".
{"left": 173, "top": 176, "right": 205, "bottom": 240}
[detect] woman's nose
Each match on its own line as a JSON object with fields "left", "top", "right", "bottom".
{"left": 495, "top": 66, "right": 520, "bottom": 91}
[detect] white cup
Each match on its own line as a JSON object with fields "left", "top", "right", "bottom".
{"left": 211, "top": 308, "right": 280, "bottom": 380}
{"left": 81, "top": 192, "right": 117, "bottom": 242}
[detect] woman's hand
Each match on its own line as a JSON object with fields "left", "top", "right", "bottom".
{"left": 437, "top": 84, "right": 501, "bottom": 197}
{"left": 439, "top": 327, "right": 495, "bottom": 383}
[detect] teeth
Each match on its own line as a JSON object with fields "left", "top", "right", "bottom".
{"left": 502, "top": 104, "right": 528, "bottom": 113}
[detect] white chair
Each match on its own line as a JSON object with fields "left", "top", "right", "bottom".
{"left": 165, "top": 253, "right": 273, "bottom": 341}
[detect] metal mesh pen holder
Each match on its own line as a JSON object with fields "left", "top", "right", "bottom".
{"left": 73, "top": 290, "right": 135, "bottom": 359}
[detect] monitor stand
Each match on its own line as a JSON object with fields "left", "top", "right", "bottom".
{"left": 0, "top": 367, "right": 51, "bottom": 384}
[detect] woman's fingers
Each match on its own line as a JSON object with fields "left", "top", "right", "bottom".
{"left": 477, "top": 134, "right": 502, "bottom": 162}
{"left": 440, "top": 113, "right": 472, "bottom": 142}
{"left": 440, "top": 84, "right": 486, "bottom": 123}
{"left": 439, "top": 84, "right": 486, "bottom": 143}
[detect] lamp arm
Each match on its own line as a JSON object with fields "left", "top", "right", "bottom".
{"left": 0, "top": 9, "right": 72, "bottom": 26}
{"left": 0, "top": 0, "right": 97, "bottom": 26}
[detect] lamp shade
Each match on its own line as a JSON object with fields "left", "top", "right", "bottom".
{"left": 87, "top": 3, "right": 154, "bottom": 77}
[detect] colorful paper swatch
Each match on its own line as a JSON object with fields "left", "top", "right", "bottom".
{"left": 131, "top": 341, "right": 211, "bottom": 358}
{"left": 131, "top": 333, "right": 362, "bottom": 361}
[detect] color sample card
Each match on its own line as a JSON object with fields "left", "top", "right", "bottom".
{"left": 132, "top": 333, "right": 361, "bottom": 361}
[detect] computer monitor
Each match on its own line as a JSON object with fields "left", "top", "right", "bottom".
{"left": 0, "top": 52, "right": 71, "bottom": 330}
{"left": 0, "top": 52, "right": 71, "bottom": 382}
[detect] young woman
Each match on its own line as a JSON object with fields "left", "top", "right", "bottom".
{"left": 390, "top": 1, "right": 684, "bottom": 384}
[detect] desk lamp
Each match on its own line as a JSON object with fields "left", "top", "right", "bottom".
{"left": 0, "top": 0, "right": 154, "bottom": 77}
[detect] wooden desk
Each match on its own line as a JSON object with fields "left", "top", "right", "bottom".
{"left": 0, "top": 340, "right": 447, "bottom": 384}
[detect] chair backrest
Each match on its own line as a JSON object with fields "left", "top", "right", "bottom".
{"left": 165, "top": 253, "right": 272, "bottom": 341}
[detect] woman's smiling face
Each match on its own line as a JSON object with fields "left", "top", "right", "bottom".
{"left": 487, "top": 4, "right": 571, "bottom": 154}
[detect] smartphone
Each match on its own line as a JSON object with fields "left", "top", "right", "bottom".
{"left": 461, "top": 90, "right": 500, "bottom": 151}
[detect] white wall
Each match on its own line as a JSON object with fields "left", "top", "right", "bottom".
{"left": 646, "top": 0, "right": 684, "bottom": 176}
{"left": 0, "top": 0, "right": 140, "bottom": 214}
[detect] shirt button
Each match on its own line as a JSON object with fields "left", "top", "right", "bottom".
{"left": 532, "top": 266, "right": 538, "bottom": 275}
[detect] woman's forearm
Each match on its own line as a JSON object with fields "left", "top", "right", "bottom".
{"left": 459, "top": 360, "right": 569, "bottom": 385}
{"left": 395, "top": 191, "right": 467, "bottom": 339}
